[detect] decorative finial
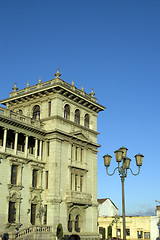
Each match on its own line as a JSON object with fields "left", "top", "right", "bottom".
{"left": 27, "top": 81, "right": 29, "bottom": 87}
{"left": 54, "top": 68, "right": 61, "bottom": 78}
{"left": 72, "top": 79, "right": 74, "bottom": 86}
{"left": 90, "top": 88, "right": 95, "bottom": 97}
{"left": 81, "top": 85, "right": 84, "bottom": 91}
{"left": 12, "top": 83, "right": 18, "bottom": 92}
{"left": 39, "top": 76, "right": 41, "bottom": 84}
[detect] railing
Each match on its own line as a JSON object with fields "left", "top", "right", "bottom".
{"left": 0, "top": 107, "right": 42, "bottom": 128}
{"left": 14, "top": 225, "right": 53, "bottom": 239}
{"left": 66, "top": 191, "right": 92, "bottom": 205}
{"left": 9, "top": 77, "right": 97, "bottom": 103}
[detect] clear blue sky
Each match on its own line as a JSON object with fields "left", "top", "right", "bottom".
{"left": 1, "top": 0, "right": 160, "bottom": 216}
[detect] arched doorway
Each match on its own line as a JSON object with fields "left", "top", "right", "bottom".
{"left": 69, "top": 234, "right": 80, "bottom": 240}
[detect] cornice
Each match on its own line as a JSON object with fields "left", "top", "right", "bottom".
{"left": 0, "top": 151, "right": 46, "bottom": 166}
{"left": 0, "top": 77, "right": 105, "bottom": 113}
{"left": 45, "top": 128, "right": 101, "bottom": 148}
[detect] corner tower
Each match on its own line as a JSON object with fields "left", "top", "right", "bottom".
{"left": 0, "top": 69, "right": 105, "bottom": 239}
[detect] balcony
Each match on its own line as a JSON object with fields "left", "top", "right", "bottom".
{"left": 0, "top": 106, "right": 42, "bottom": 129}
{"left": 66, "top": 190, "right": 92, "bottom": 205}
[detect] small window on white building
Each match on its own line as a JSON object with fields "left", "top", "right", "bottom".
{"left": 11, "top": 165, "right": 18, "bottom": 185}
{"left": 74, "top": 109, "right": 80, "bottom": 124}
{"left": 33, "top": 105, "right": 40, "bottom": 120}
{"left": 137, "top": 231, "right": 143, "bottom": 239}
{"left": 8, "top": 202, "right": 16, "bottom": 223}
{"left": 84, "top": 114, "right": 89, "bottom": 128}
{"left": 144, "top": 232, "right": 150, "bottom": 239}
{"left": 64, "top": 104, "right": 70, "bottom": 120}
{"left": 126, "top": 229, "right": 130, "bottom": 236}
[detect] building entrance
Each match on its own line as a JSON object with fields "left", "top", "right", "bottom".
{"left": 69, "top": 234, "right": 80, "bottom": 240}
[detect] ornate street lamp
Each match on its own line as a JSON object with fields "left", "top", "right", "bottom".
{"left": 103, "top": 147, "right": 144, "bottom": 240}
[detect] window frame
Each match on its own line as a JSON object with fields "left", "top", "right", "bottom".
{"left": 8, "top": 201, "right": 16, "bottom": 223}
{"left": 64, "top": 104, "right": 70, "bottom": 120}
{"left": 33, "top": 105, "right": 40, "bottom": 120}
{"left": 74, "top": 109, "right": 80, "bottom": 124}
{"left": 32, "top": 169, "right": 38, "bottom": 188}
{"left": 11, "top": 164, "right": 18, "bottom": 185}
{"left": 84, "top": 113, "right": 89, "bottom": 128}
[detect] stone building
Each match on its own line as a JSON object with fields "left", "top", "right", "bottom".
{"left": 98, "top": 205, "right": 160, "bottom": 240}
{"left": 0, "top": 69, "right": 105, "bottom": 239}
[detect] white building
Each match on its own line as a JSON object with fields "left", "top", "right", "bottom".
{"left": 0, "top": 69, "right": 105, "bottom": 240}
{"left": 98, "top": 198, "right": 119, "bottom": 217}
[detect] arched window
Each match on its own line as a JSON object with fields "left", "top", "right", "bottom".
{"left": 74, "top": 109, "right": 80, "bottom": 124}
{"left": 84, "top": 114, "right": 89, "bottom": 128}
{"left": 64, "top": 104, "right": 70, "bottom": 120}
{"left": 75, "top": 215, "right": 80, "bottom": 232}
{"left": 18, "top": 109, "right": 23, "bottom": 115}
{"left": 68, "top": 214, "right": 72, "bottom": 232}
{"left": 33, "top": 105, "right": 40, "bottom": 120}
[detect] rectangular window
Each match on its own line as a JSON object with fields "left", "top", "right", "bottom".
{"left": 11, "top": 165, "right": 18, "bottom": 185}
{"left": 71, "top": 173, "right": 73, "bottom": 190}
{"left": 137, "top": 231, "right": 143, "bottom": 239}
{"left": 31, "top": 204, "right": 36, "bottom": 225}
{"left": 75, "top": 147, "right": 78, "bottom": 161}
{"left": 80, "top": 148, "right": 83, "bottom": 162}
{"left": 75, "top": 174, "right": 78, "bottom": 191}
{"left": 43, "top": 205, "right": 47, "bottom": 225}
{"left": 80, "top": 176, "right": 83, "bottom": 192}
{"left": 32, "top": 169, "right": 38, "bottom": 188}
{"left": 41, "top": 141, "right": 43, "bottom": 157}
{"left": 48, "top": 101, "right": 51, "bottom": 117}
{"left": 126, "top": 229, "right": 130, "bottom": 236}
{"left": 37, "top": 140, "right": 40, "bottom": 156}
{"left": 45, "top": 171, "right": 49, "bottom": 189}
{"left": 144, "top": 232, "right": 150, "bottom": 239}
{"left": 71, "top": 144, "right": 74, "bottom": 160}
{"left": 8, "top": 202, "right": 16, "bottom": 223}
{"left": 47, "top": 142, "right": 50, "bottom": 156}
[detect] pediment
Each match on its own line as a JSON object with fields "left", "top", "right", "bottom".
{"left": 70, "top": 131, "right": 90, "bottom": 141}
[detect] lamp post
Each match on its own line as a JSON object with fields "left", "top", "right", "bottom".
{"left": 103, "top": 146, "right": 144, "bottom": 240}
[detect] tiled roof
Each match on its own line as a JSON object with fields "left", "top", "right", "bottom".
{"left": 97, "top": 198, "right": 119, "bottom": 210}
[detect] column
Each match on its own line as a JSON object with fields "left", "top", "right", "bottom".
{"left": 39, "top": 140, "right": 42, "bottom": 160}
{"left": 35, "top": 138, "right": 38, "bottom": 159}
{"left": 3, "top": 128, "right": 7, "bottom": 152}
{"left": 14, "top": 132, "right": 18, "bottom": 154}
{"left": 25, "top": 135, "right": 28, "bottom": 157}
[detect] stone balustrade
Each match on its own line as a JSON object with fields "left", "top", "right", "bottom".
{"left": 9, "top": 225, "right": 53, "bottom": 239}
{"left": 9, "top": 77, "right": 97, "bottom": 103}
{"left": 66, "top": 191, "right": 92, "bottom": 205}
{"left": 0, "top": 106, "right": 42, "bottom": 128}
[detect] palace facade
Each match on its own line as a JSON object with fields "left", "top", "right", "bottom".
{"left": 0, "top": 69, "right": 105, "bottom": 239}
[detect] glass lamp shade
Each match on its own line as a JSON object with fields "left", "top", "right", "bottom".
{"left": 119, "top": 146, "right": 128, "bottom": 158}
{"left": 114, "top": 150, "right": 123, "bottom": 162}
{"left": 123, "top": 157, "right": 131, "bottom": 169}
{"left": 135, "top": 154, "right": 144, "bottom": 166}
{"left": 103, "top": 154, "right": 112, "bottom": 167}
